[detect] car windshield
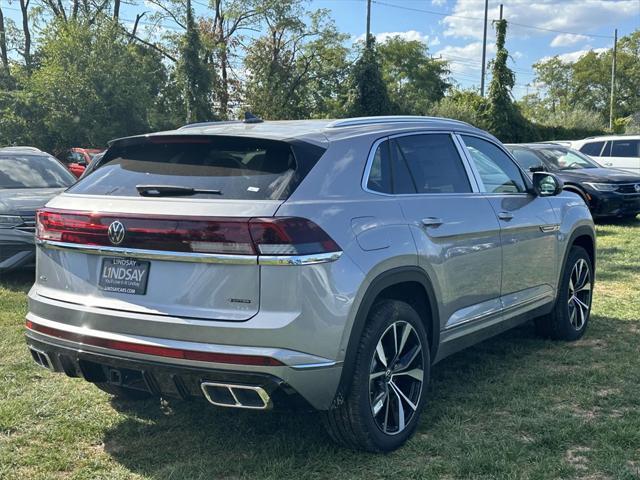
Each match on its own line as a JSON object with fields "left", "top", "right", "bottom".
{"left": 0, "top": 154, "right": 76, "bottom": 189}
{"left": 510, "top": 148, "right": 547, "bottom": 171}
{"left": 536, "top": 148, "right": 598, "bottom": 170}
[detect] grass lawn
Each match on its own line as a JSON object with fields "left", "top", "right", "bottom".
{"left": 1, "top": 220, "right": 639, "bottom": 480}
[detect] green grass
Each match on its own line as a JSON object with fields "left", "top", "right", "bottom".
{"left": 1, "top": 220, "right": 640, "bottom": 480}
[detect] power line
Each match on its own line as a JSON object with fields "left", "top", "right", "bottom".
{"left": 370, "top": 0, "right": 616, "bottom": 40}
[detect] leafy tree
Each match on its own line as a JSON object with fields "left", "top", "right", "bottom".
{"left": 484, "top": 19, "right": 531, "bottom": 142}
{"left": 176, "top": 0, "right": 212, "bottom": 123}
{"left": 243, "top": 1, "right": 348, "bottom": 119}
{"left": 377, "top": 36, "right": 450, "bottom": 115}
{"left": 529, "top": 30, "right": 639, "bottom": 126}
{"left": 346, "top": 38, "right": 393, "bottom": 117}
{"left": 3, "top": 18, "right": 167, "bottom": 153}
{"left": 430, "top": 89, "right": 488, "bottom": 129}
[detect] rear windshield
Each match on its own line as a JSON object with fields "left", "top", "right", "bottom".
{"left": 68, "top": 136, "right": 325, "bottom": 200}
{"left": 0, "top": 154, "right": 76, "bottom": 189}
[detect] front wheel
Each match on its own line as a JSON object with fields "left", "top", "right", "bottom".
{"left": 323, "top": 299, "right": 430, "bottom": 452}
{"left": 536, "top": 246, "right": 593, "bottom": 341}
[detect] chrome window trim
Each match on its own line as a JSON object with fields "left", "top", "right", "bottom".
{"left": 455, "top": 132, "right": 533, "bottom": 195}
{"left": 37, "top": 239, "right": 342, "bottom": 266}
{"left": 361, "top": 130, "right": 481, "bottom": 197}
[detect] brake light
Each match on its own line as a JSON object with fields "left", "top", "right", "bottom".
{"left": 36, "top": 208, "right": 340, "bottom": 256}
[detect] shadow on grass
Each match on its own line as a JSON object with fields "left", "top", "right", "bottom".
{"left": 99, "top": 321, "right": 573, "bottom": 478}
{"left": 0, "top": 268, "right": 34, "bottom": 293}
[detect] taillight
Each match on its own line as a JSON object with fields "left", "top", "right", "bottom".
{"left": 36, "top": 208, "right": 340, "bottom": 256}
{"left": 249, "top": 217, "right": 340, "bottom": 255}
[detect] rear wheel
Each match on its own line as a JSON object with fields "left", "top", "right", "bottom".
{"left": 95, "top": 382, "right": 153, "bottom": 400}
{"left": 323, "top": 299, "right": 430, "bottom": 452}
{"left": 536, "top": 246, "right": 592, "bottom": 341}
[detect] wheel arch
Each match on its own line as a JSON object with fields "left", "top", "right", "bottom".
{"left": 562, "top": 184, "right": 589, "bottom": 203}
{"left": 335, "top": 266, "right": 440, "bottom": 402}
{"left": 563, "top": 226, "right": 596, "bottom": 279}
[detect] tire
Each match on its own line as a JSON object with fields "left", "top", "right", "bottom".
{"left": 95, "top": 382, "right": 153, "bottom": 400}
{"left": 535, "top": 246, "right": 593, "bottom": 341}
{"left": 323, "top": 299, "right": 430, "bottom": 452}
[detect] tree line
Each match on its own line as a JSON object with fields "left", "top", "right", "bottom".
{"left": 0, "top": 0, "right": 637, "bottom": 155}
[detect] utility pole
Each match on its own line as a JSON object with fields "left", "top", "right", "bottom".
{"left": 499, "top": 3, "right": 503, "bottom": 20}
{"left": 366, "top": 0, "right": 372, "bottom": 48}
{"left": 480, "top": 0, "right": 489, "bottom": 96}
{"left": 609, "top": 28, "right": 618, "bottom": 130}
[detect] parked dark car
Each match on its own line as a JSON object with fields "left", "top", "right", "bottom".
{"left": 507, "top": 143, "right": 640, "bottom": 219}
{"left": 0, "top": 147, "right": 76, "bottom": 272}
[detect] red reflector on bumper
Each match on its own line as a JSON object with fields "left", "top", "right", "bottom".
{"left": 25, "top": 320, "right": 284, "bottom": 367}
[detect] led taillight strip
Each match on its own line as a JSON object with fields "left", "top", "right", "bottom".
{"left": 25, "top": 320, "right": 284, "bottom": 367}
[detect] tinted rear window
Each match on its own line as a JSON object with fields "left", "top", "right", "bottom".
{"left": 69, "top": 136, "right": 325, "bottom": 200}
{"left": 611, "top": 140, "right": 639, "bottom": 158}
{"left": 579, "top": 141, "right": 604, "bottom": 156}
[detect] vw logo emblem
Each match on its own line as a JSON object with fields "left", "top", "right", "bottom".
{"left": 635, "top": 184, "right": 640, "bottom": 193}
{"left": 107, "top": 221, "right": 126, "bottom": 245}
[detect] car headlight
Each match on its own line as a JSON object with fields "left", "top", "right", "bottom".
{"left": 0, "top": 215, "right": 23, "bottom": 228}
{"left": 584, "top": 183, "right": 619, "bottom": 192}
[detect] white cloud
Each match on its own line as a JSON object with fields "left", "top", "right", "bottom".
{"left": 431, "top": 0, "right": 447, "bottom": 5}
{"left": 355, "top": 30, "right": 440, "bottom": 47}
{"left": 550, "top": 33, "right": 589, "bottom": 47}
{"left": 435, "top": 41, "right": 496, "bottom": 75}
{"left": 442, "top": 0, "right": 637, "bottom": 40}
{"left": 539, "top": 46, "right": 607, "bottom": 64}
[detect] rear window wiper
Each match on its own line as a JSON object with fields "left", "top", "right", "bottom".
{"left": 136, "top": 185, "right": 222, "bottom": 197}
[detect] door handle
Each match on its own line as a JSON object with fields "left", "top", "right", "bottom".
{"left": 497, "top": 211, "right": 514, "bottom": 221}
{"left": 604, "top": 162, "right": 613, "bottom": 166}
{"left": 421, "top": 217, "right": 443, "bottom": 228}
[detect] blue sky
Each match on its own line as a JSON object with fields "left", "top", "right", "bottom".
{"left": 312, "top": 0, "right": 639, "bottom": 97}
{"left": 2, "top": 0, "right": 638, "bottom": 98}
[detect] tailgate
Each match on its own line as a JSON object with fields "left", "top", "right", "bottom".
{"left": 35, "top": 195, "right": 281, "bottom": 321}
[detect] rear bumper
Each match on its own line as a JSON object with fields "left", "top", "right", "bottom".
{"left": 25, "top": 304, "right": 343, "bottom": 410}
{"left": 26, "top": 334, "right": 294, "bottom": 406}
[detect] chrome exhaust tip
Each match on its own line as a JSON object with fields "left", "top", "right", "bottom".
{"left": 29, "top": 346, "right": 54, "bottom": 371}
{"left": 200, "top": 382, "right": 272, "bottom": 410}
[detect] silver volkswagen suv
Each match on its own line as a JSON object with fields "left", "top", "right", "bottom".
{"left": 26, "top": 116, "right": 595, "bottom": 452}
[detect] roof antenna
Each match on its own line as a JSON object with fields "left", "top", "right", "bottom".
{"left": 243, "top": 111, "right": 263, "bottom": 124}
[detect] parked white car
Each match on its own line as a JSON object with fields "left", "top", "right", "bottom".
{"left": 570, "top": 135, "right": 640, "bottom": 175}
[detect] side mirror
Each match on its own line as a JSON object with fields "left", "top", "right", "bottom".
{"left": 532, "top": 171, "right": 563, "bottom": 197}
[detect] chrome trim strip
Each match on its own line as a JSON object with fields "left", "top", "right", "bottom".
{"left": 444, "top": 291, "right": 554, "bottom": 331}
{"left": 540, "top": 224, "right": 560, "bottom": 233}
{"left": 201, "top": 382, "right": 272, "bottom": 410}
{"left": 258, "top": 251, "right": 342, "bottom": 265}
{"left": 37, "top": 239, "right": 342, "bottom": 266}
{"left": 290, "top": 361, "right": 339, "bottom": 370}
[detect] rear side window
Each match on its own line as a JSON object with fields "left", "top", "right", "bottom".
{"left": 366, "top": 134, "right": 471, "bottom": 194}
{"left": 611, "top": 140, "right": 639, "bottom": 158}
{"left": 579, "top": 141, "right": 604, "bottom": 156}
{"left": 68, "top": 136, "right": 325, "bottom": 200}
{"left": 394, "top": 134, "right": 471, "bottom": 194}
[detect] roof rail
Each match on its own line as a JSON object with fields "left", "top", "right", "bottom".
{"left": 179, "top": 120, "right": 242, "bottom": 130}
{"left": 0, "top": 146, "right": 42, "bottom": 152}
{"left": 326, "top": 116, "right": 471, "bottom": 129}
